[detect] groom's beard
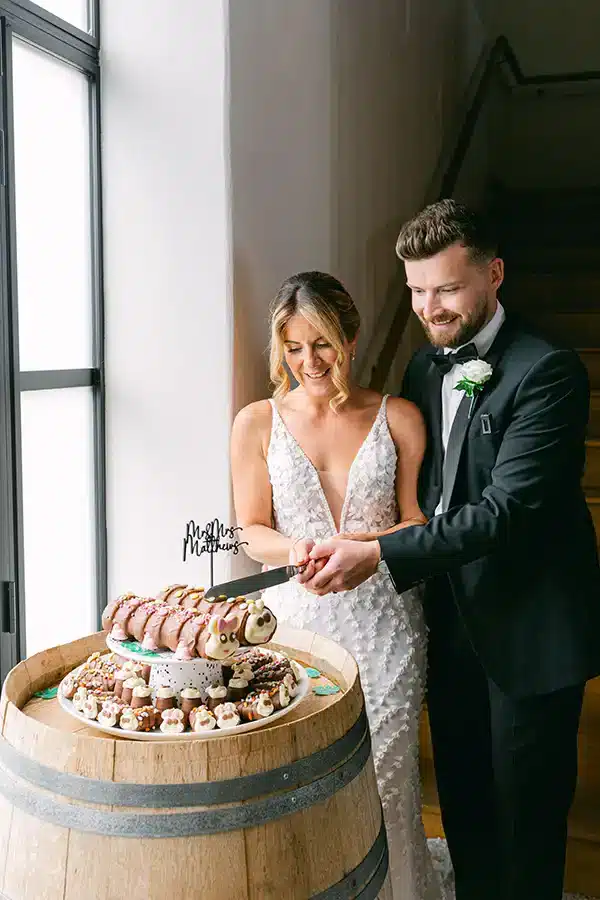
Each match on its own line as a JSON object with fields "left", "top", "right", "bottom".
{"left": 420, "top": 296, "right": 490, "bottom": 349}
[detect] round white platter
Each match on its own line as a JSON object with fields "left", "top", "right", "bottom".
{"left": 57, "top": 653, "right": 309, "bottom": 741}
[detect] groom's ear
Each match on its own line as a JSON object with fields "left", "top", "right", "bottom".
{"left": 489, "top": 257, "right": 504, "bottom": 292}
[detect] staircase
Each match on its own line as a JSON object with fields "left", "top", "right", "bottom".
{"left": 419, "top": 185, "right": 600, "bottom": 898}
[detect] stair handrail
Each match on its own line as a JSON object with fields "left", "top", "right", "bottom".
{"left": 365, "top": 35, "right": 600, "bottom": 392}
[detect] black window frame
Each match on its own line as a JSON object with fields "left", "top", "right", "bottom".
{"left": 0, "top": 0, "right": 104, "bottom": 680}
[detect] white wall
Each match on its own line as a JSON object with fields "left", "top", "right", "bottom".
{"left": 101, "top": 0, "right": 234, "bottom": 596}
{"left": 229, "top": 1, "right": 334, "bottom": 410}
{"left": 101, "top": 0, "right": 489, "bottom": 593}
{"left": 230, "top": 0, "right": 488, "bottom": 411}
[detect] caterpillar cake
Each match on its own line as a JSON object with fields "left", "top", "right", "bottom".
{"left": 101, "top": 589, "right": 277, "bottom": 662}
{"left": 59, "top": 646, "right": 303, "bottom": 736}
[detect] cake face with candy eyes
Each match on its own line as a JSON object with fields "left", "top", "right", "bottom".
{"left": 243, "top": 598, "right": 277, "bottom": 644}
{"left": 204, "top": 615, "right": 240, "bottom": 660}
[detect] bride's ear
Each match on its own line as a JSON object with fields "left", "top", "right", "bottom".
{"left": 349, "top": 332, "right": 359, "bottom": 362}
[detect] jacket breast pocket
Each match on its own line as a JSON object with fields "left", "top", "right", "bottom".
{"left": 469, "top": 411, "right": 503, "bottom": 461}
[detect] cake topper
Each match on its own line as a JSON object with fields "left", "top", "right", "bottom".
{"left": 182, "top": 517, "right": 248, "bottom": 587}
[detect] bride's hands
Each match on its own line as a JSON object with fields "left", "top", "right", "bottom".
{"left": 291, "top": 537, "right": 330, "bottom": 583}
{"left": 289, "top": 537, "right": 315, "bottom": 567}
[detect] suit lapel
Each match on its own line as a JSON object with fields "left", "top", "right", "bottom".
{"left": 441, "top": 391, "right": 471, "bottom": 512}
{"left": 440, "top": 317, "right": 515, "bottom": 513}
{"left": 424, "top": 359, "right": 443, "bottom": 513}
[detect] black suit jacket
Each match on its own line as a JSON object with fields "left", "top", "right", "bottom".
{"left": 380, "top": 316, "right": 600, "bottom": 697}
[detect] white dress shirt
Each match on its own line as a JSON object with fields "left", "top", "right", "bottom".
{"left": 434, "top": 301, "right": 506, "bottom": 515}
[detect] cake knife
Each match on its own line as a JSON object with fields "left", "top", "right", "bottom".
{"left": 204, "top": 564, "right": 306, "bottom": 599}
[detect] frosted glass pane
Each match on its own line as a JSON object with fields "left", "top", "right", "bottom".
{"left": 20, "top": 388, "right": 96, "bottom": 655}
{"left": 12, "top": 39, "right": 93, "bottom": 371}
{"left": 30, "top": 0, "right": 89, "bottom": 34}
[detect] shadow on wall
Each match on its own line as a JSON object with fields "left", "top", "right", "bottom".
{"left": 233, "top": 252, "right": 272, "bottom": 418}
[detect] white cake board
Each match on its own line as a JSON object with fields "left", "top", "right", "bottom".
{"left": 106, "top": 635, "right": 224, "bottom": 693}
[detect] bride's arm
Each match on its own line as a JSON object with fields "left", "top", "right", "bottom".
{"left": 337, "top": 397, "right": 427, "bottom": 542}
{"left": 231, "top": 401, "right": 300, "bottom": 567}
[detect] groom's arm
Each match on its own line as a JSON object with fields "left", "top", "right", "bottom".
{"left": 302, "top": 348, "right": 589, "bottom": 595}
{"left": 378, "top": 348, "right": 589, "bottom": 591}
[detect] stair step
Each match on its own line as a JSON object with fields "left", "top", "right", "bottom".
{"left": 565, "top": 837, "right": 600, "bottom": 897}
{"left": 584, "top": 441, "right": 600, "bottom": 490}
{"left": 578, "top": 349, "right": 600, "bottom": 389}
{"left": 493, "top": 184, "right": 600, "bottom": 213}
{"left": 420, "top": 675, "right": 600, "bottom": 896}
{"left": 589, "top": 393, "right": 600, "bottom": 438}
{"left": 502, "top": 273, "right": 600, "bottom": 312}
{"left": 587, "top": 495, "right": 600, "bottom": 539}
{"left": 506, "top": 245, "right": 600, "bottom": 272}
{"left": 535, "top": 313, "right": 600, "bottom": 347}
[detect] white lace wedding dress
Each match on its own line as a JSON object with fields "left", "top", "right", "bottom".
{"left": 264, "top": 395, "right": 443, "bottom": 900}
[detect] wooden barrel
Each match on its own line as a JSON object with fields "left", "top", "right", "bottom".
{"left": 0, "top": 625, "right": 390, "bottom": 900}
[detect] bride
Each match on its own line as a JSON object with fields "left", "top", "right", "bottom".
{"left": 231, "top": 270, "right": 442, "bottom": 899}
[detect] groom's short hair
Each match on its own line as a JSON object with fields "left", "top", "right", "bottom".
{"left": 396, "top": 198, "right": 498, "bottom": 264}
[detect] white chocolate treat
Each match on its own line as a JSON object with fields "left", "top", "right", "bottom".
{"left": 228, "top": 676, "right": 248, "bottom": 690}
{"left": 110, "top": 623, "right": 128, "bottom": 641}
{"left": 113, "top": 669, "right": 131, "bottom": 699}
{"left": 180, "top": 687, "right": 202, "bottom": 700}
{"left": 243, "top": 597, "right": 277, "bottom": 644}
{"left": 256, "top": 692, "right": 275, "bottom": 718}
{"left": 119, "top": 708, "right": 139, "bottom": 731}
{"left": 232, "top": 661, "right": 254, "bottom": 681}
{"left": 290, "top": 660, "right": 304, "bottom": 682}
{"left": 204, "top": 614, "right": 240, "bottom": 661}
{"left": 156, "top": 686, "right": 175, "bottom": 699}
{"left": 61, "top": 673, "right": 78, "bottom": 699}
{"left": 191, "top": 707, "right": 217, "bottom": 732}
{"left": 122, "top": 660, "right": 141, "bottom": 673}
{"left": 73, "top": 687, "right": 88, "bottom": 712}
{"left": 160, "top": 708, "right": 185, "bottom": 734}
{"left": 278, "top": 682, "right": 291, "bottom": 708}
{"left": 141, "top": 632, "right": 159, "bottom": 651}
{"left": 82, "top": 696, "right": 99, "bottom": 720}
{"left": 207, "top": 683, "right": 227, "bottom": 701}
{"left": 98, "top": 701, "right": 122, "bottom": 728}
{"left": 217, "top": 703, "right": 240, "bottom": 728}
{"left": 213, "top": 701, "right": 238, "bottom": 719}
{"left": 132, "top": 684, "right": 152, "bottom": 699}
{"left": 283, "top": 672, "right": 298, "bottom": 697}
{"left": 124, "top": 676, "right": 146, "bottom": 691}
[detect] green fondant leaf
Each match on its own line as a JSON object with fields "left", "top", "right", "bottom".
{"left": 305, "top": 667, "right": 321, "bottom": 678}
{"left": 33, "top": 687, "right": 58, "bottom": 700}
{"left": 119, "top": 640, "right": 161, "bottom": 658}
{"left": 313, "top": 684, "right": 341, "bottom": 695}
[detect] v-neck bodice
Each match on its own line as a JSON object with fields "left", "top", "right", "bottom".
{"left": 267, "top": 395, "right": 398, "bottom": 537}
{"left": 263, "top": 395, "right": 440, "bottom": 898}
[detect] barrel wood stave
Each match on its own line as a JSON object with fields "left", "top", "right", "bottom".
{"left": 0, "top": 626, "right": 387, "bottom": 900}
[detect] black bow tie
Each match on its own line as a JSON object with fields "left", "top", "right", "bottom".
{"left": 430, "top": 342, "right": 479, "bottom": 376}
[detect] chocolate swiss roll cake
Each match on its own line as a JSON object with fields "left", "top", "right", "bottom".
{"left": 128, "top": 599, "right": 160, "bottom": 642}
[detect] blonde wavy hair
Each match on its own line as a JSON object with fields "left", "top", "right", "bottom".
{"left": 269, "top": 271, "right": 360, "bottom": 412}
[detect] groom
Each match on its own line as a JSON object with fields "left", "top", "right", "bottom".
{"left": 299, "top": 199, "right": 600, "bottom": 900}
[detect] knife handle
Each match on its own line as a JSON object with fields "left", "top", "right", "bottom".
{"left": 286, "top": 564, "right": 307, "bottom": 577}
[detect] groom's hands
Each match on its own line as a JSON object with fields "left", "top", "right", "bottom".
{"left": 296, "top": 539, "right": 381, "bottom": 594}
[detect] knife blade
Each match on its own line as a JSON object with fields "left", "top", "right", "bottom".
{"left": 204, "top": 564, "right": 305, "bottom": 599}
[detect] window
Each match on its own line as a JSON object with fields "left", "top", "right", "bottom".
{"left": 0, "top": 0, "right": 103, "bottom": 678}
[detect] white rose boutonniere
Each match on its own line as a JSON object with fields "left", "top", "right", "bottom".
{"left": 454, "top": 359, "right": 493, "bottom": 416}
